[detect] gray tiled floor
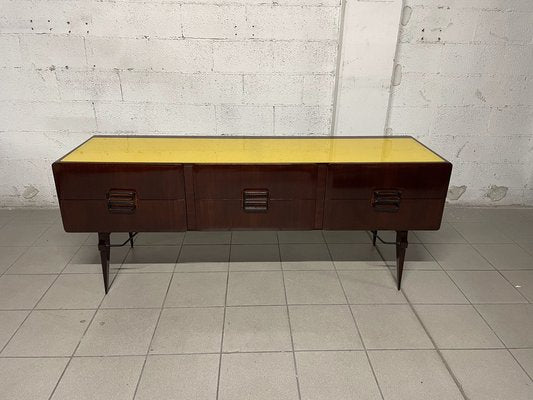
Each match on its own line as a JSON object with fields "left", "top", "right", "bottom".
{"left": 0, "top": 207, "right": 533, "bottom": 400}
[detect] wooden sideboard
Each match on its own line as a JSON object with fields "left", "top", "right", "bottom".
{"left": 52, "top": 136, "right": 452, "bottom": 293}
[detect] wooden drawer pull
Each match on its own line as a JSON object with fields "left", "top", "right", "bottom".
{"left": 372, "top": 190, "right": 401, "bottom": 213}
{"left": 107, "top": 190, "right": 136, "bottom": 214}
{"left": 242, "top": 189, "right": 269, "bottom": 212}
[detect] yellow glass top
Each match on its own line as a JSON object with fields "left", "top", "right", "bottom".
{"left": 60, "top": 136, "right": 445, "bottom": 164}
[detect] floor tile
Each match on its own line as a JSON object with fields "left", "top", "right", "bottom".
{"left": 100, "top": 273, "right": 171, "bottom": 308}
{"left": 229, "top": 244, "right": 281, "bottom": 271}
{"left": 34, "top": 224, "right": 89, "bottom": 246}
{"left": 150, "top": 307, "right": 223, "bottom": 354}
{"left": 135, "top": 354, "right": 219, "bottom": 400}
{"left": 323, "top": 230, "right": 372, "bottom": 244}
{"left": 0, "top": 357, "right": 68, "bottom": 400}
{"left": 296, "top": 351, "right": 381, "bottom": 400}
{"left": 223, "top": 306, "right": 292, "bottom": 352}
{"left": 278, "top": 230, "right": 324, "bottom": 244}
{"left": 165, "top": 272, "right": 227, "bottom": 307}
{"left": 442, "top": 349, "right": 533, "bottom": 400}
{"left": 0, "top": 274, "right": 56, "bottom": 309}
{"left": 0, "top": 224, "right": 50, "bottom": 246}
{"left": 183, "top": 231, "right": 231, "bottom": 245}
{"left": 227, "top": 271, "right": 285, "bottom": 306}
{"left": 284, "top": 271, "right": 346, "bottom": 304}
{"left": 402, "top": 271, "right": 468, "bottom": 304}
{"left": 474, "top": 244, "right": 533, "bottom": 270}
{"left": 448, "top": 270, "right": 527, "bottom": 303}
{"left": 279, "top": 243, "right": 331, "bottom": 262}
{"left": 282, "top": 260, "right": 335, "bottom": 270}
{"left": 414, "top": 305, "right": 504, "bottom": 349}
{"left": 328, "top": 243, "right": 383, "bottom": 262}
{"left": 37, "top": 274, "right": 104, "bottom": 309}
{"left": 334, "top": 260, "right": 388, "bottom": 270}
{"left": 510, "top": 349, "right": 533, "bottom": 378}
{"left": 338, "top": 270, "right": 407, "bottom": 304}
{"left": 219, "top": 352, "right": 299, "bottom": 400}
{"left": 369, "top": 350, "right": 463, "bottom": 400}
{"left": 133, "top": 232, "right": 184, "bottom": 246}
{"left": 0, "top": 310, "right": 29, "bottom": 349}
{"left": 0, "top": 246, "right": 27, "bottom": 274}
{"left": 75, "top": 309, "right": 160, "bottom": 356}
{"left": 175, "top": 244, "right": 229, "bottom": 272}
{"left": 231, "top": 230, "right": 278, "bottom": 244}
{"left": 2, "top": 310, "right": 94, "bottom": 356}
{"left": 443, "top": 207, "right": 487, "bottom": 223}
{"left": 476, "top": 304, "right": 533, "bottom": 348}
{"left": 84, "top": 232, "right": 131, "bottom": 246}
{"left": 379, "top": 243, "right": 435, "bottom": 263}
{"left": 425, "top": 243, "right": 493, "bottom": 270}
{"left": 121, "top": 245, "right": 179, "bottom": 272}
{"left": 7, "top": 246, "right": 79, "bottom": 274}
{"left": 373, "top": 230, "right": 421, "bottom": 243}
{"left": 51, "top": 356, "right": 144, "bottom": 400}
{"left": 63, "top": 245, "right": 128, "bottom": 274}
{"left": 352, "top": 305, "right": 433, "bottom": 349}
{"left": 414, "top": 223, "right": 466, "bottom": 243}
{"left": 452, "top": 222, "right": 513, "bottom": 243}
{"left": 10, "top": 209, "right": 60, "bottom": 225}
{"left": 501, "top": 270, "right": 533, "bottom": 302}
{"left": 289, "top": 305, "right": 362, "bottom": 350}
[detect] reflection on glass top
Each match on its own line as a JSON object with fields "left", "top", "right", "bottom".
{"left": 60, "top": 136, "right": 446, "bottom": 164}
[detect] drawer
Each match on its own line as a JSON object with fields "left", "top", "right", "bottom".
{"left": 53, "top": 163, "right": 184, "bottom": 200}
{"left": 324, "top": 198, "right": 446, "bottom": 230}
{"left": 326, "top": 163, "right": 451, "bottom": 199}
{"left": 59, "top": 199, "right": 186, "bottom": 232}
{"left": 193, "top": 165, "right": 318, "bottom": 199}
{"left": 195, "top": 199, "right": 316, "bottom": 229}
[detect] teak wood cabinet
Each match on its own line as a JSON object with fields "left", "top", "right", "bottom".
{"left": 53, "top": 136, "right": 452, "bottom": 293}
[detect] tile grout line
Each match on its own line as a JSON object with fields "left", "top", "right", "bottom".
{"left": 214, "top": 232, "right": 232, "bottom": 400}
{"left": 324, "top": 230, "right": 386, "bottom": 400}
{"left": 278, "top": 232, "right": 303, "bottom": 400}
{"left": 131, "top": 233, "right": 185, "bottom": 400}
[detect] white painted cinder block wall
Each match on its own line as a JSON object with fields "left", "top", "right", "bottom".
{"left": 0, "top": 0, "right": 532, "bottom": 207}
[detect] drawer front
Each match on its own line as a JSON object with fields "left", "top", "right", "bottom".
{"left": 59, "top": 199, "right": 186, "bottom": 232}
{"left": 193, "top": 165, "right": 318, "bottom": 199}
{"left": 195, "top": 199, "right": 316, "bottom": 229}
{"left": 326, "top": 163, "right": 451, "bottom": 199}
{"left": 324, "top": 199, "right": 446, "bottom": 230}
{"left": 53, "top": 163, "right": 184, "bottom": 200}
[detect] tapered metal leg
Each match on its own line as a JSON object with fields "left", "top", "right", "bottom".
{"left": 371, "top": 230, "right": 377, "bottom": 246}
{"left": 395, "top": 231, "right": 408, "bottom": 290}
{"left": 128, "top": 232, "right": 135, "bottom": 248}
{"left": 98, "top": 232, "right": 111, "bottom": 294}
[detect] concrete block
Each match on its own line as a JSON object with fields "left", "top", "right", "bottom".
{"left": 488, "top": 106, "right": 533, "bottom": 136}
{"left": 439, "top": 44, "right": 501, "bottom": 74}
{"left": 302, "top": 74, "right": 335, "bottom": 105}
{"left": 181, "top": 4, "right": 246, "bottom": 39}
{"left": 247, "top": 5, "right": 339, "bottom": 41}
{"left": 474, "top": 11, "right": 533, "bottom": 44}
{"left": 0, "top": 35, "right": 22, "bottom": 67}
{"left": 94, "top": 102, "right": 216, "bottom": 134}
{"left": 273, "top": 41, "right": 337, "bottom": 73}
{"left": 276, "top": 0, "right": 340, "bottom": 6}
{"left": 388, "top": 106, "right": 434, "bottom": 135}
{"left": 213, "top": 41, "right": 274, "bottom": 73}
{"left": 0, "top": 69, "right": 59, "bottom": 101}
{"left": 243, "top": 74, "right": 303, "bottom": 105}
{"left": 391, "top": 72, "right": 440, "bottom": 107}
{"left": 396, "top": 43, "right": 443, "bottom": 74}
{"left": 87, "top": 38, "right": 212, "bottom": 72}
{"left": 0, "top": 101, "right": 96, "bottom": 131}
{"left": 275, "top": 105, "right": 331, "bottom": 135}
{"left": 432, "top": 106, "right": 491, "bottom": 136}
{"left": 216, "top": 105, "right": 274, "bottom": 135}
{"left": 502, "top": 45, "right": 533, "bottom": 76}
{"left": 19, "top": 35, "right": 86, "bottom": 69}
{"left": 120, "top": 71, "right": 243, "bottom": 104}
{"left": 56, "top": 70, "right": 122, "bottom": 101}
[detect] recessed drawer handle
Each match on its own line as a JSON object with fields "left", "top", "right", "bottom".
{"left": 107, "top": 190, "right": 136, "bottom": 214}
{"left": 243, "top": 189, "right": 268, "bottom": 212}
{"left": 372, "top": 190, "right": 401, "bottom": 213}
